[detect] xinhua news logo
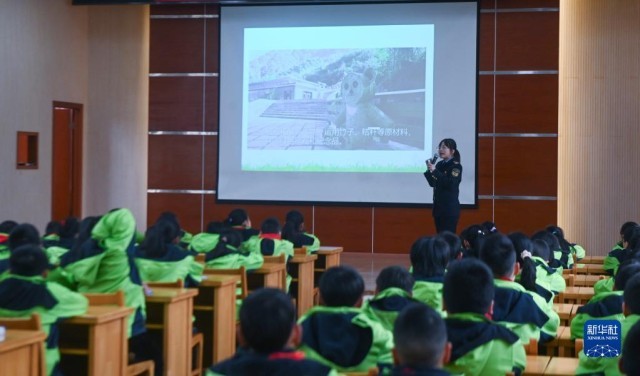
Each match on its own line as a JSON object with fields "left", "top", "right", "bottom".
{"left": 583, "top": 320, "right": 622, "bottom": 358}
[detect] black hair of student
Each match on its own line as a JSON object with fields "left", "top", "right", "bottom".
{"left": 624, "top": 274, "right": 640, "bottom": 315}
{"left": 393, "top": 303, "right": 447, "bottom": 368}
{"left": 546, "top": 225, "right": 573, "bottom": 254}
{"left": 59, "top": 217, "right": 80, "bottom": 239}
{"left": 261, "top": 217, "right": 281, "bottom": 234}
{"left": 614, "top": 260, "right": 640, "bottom": 291}
{"left": 219, "top": 229, "right": 243, "bottom": 248}
{"left": 44, "top": 221, "right": 62, "bottom": 236}
{"left": 0, "top": 220, "right": 18, "bottom": 234}
{"left": 439, "top": 138, "right": 460, "bottom": 163}
{"left": 410, "top": 236, "right": 450, "bottom": 279}
{"left": 157, "top": 211, "right": 180, "bottom": 228}
{"left": 479, "top": 233, "right": 516, "bottom": 278}
{"left": 319, "top": 266, "right": 365, "bottom": 307}
{"left": 508, "top": 232, "right": 537, "bottom": 293}
{"left": 532, "top": 230, "right": 564, "bottom": 267}
{"left": 226, "top": 209, "right": 248, "bottom": 227}
{"left": 621, "top": 321, "right": 640, "bottom": 375}
{"left": 481, "top": 221, "right": 498, "bottom": 235}
{"left": 70, "top": 216, "right": 101, "bottom": 254}
{"left": 532, "top": 239, "right": 552, "bottom": 262}
{"left": 281, "top": 210, "right": 304, "bottom": 241}
{"left": 8, "top": 223, "right": 41, "bottom": 250}
{"left": 206, "top": 221, "right": 225, "bottom": 234}
{"left": 376, "top": 266, "right": 414, "bottom": 294}
{"left": 439, "top": 231, "right": 463, "bottom": 261}
{"left": 460, "top": 224, "right": 485, "bottom": 250}
{"left": 239, "top": 288, "right": 296, "bottom": 353}
{"left": 10, "top": 245, "right": 49, "bottom": 276}
{"left": 139, "top": 222, "right": 172, "bottom": 259}
{"left": 443, "top": 258, "right": 494, "bottom": 314}
{"left": 628, "top": 228, "right": 640, "bottom": 251}
{"left": 622, "top": 225, "right": 640, "bottom": 245}
{"left": 620, "top": 221, "right": 639, "bottom": 237}
{"left": 464, "top": 236, "right": 485, "bottom": 259}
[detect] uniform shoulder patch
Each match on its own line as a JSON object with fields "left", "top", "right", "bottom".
{"left": 452, "top": 168, "right": 461, "bottom": 177}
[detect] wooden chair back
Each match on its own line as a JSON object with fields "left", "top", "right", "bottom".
{"left": 84, "top": 291, "right": 125, "bottom": 307}
{"left": 146, "top": 280, "right": 185, "bottom": 289}
{"left": 204, "top": 266, "right": 248, "bottom": 300}
{"left": 294, "top": 247, "right": 307, "bottom": 256}
{"left": 525, "top": 338, "right": 538, "bottom": 355}
{"left": 195, "top": 253, "right": 206, "bottom": 265}
{"left": 0, "top": 313, "right": 46, "bottom": 376}
{"left": 262, "top": 254, "right": 287, "bottom": 289}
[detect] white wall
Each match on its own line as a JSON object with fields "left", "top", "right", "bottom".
{"left": 0, "top": 0, "right": 149, "bottom": 231}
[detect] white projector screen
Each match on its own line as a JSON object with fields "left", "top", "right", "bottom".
{"left": 218, "top": 1, "right": 478, "bottom": 205}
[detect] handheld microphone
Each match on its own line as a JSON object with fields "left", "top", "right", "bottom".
{"left": 430, "top": 153, "right": 438, "bottom": 164}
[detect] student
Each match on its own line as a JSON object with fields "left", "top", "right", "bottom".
{"left": 189, "top": 221, "right": 225, "bottom": 254}
{"left": 547, "top": 225, "right": 586, "bottom": 261}
{"left": 0, "top": 220, "right": 18, "bottom": 266}
{"left": 508, "top": 232, "right": 556, "bottom": 304}
{"left": 439, "top": 231, "right": 463, "bottom": 262}
{"left": 479, "top": 234, "right": 559, "bottom": 344}
{"left": 156, "top": 211, "right": 191, "bottom": 249}
{"left": 391, "top": 303, "right": 451, "bottom": 376}
{"left": 577, "top": 273, "right": 640, "bottom": 375}
{"left": 605, "top": 224, "right": 640, "bottom": 276}
{"left": 530, "top": 238, "right": 566, "bottom": 294}
{"left": 459, "top": 224, "right": 485, "bottom": 259}
{"left": 480, "top": 221, "right": 498, "bottom": 235}
{"left": 202, "top": 229, "right": 263, "bottom": 270}
{"left": 58, "top": 208, "right": 163, "bottom": 374}
{"left": 570, "top": 260, "right": 640, "bottom": 339}
{"left": 442, "top": 258, "right": 526, "bottom": 375}
{"left": 410, "top": 236, "right": 449, "bottom": 314}
{"left": 44, "top": 218, "right": 80, "bottom": 266}
{"left": 532, "top": 230, "right": 571, "bottom": 269}
{"left": 225, "top": 208, "right": 260, "bottom": 242}
{"left": 135, "top": 220, "right": 204, "bottom": 287}
{"left": 298, "top": 266, "right": 394, "bottom": 372}
{"left": 0, "top": 223, "right": 42, "bottom": 274}
{"left": 363, "top": 266, "right": 418, "bottom": 332}
{"left": 620, "top": 320, "right": 640, "bottom": 376}
{"left": 0, "top": 245, "right": 88, "bottom": 375}
{"left": 208, "top": 288, "right": 336, "bottom": 376}
{"left": 243, "top": 218, "right": 294, "bottom": 289}
{"left": 42, "top": 220, "right": 62, "bottom": 248}
{"left": 281, "top": 210, "right": 320, "bottom": 253}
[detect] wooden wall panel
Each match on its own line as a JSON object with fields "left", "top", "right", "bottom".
{"left": 204, "top": 18, "right": 220, "bottom": 74}
{"left": 495, "top": 75, "right": 559, "bottom": 133}
{"left": 148, "top": 193, "right": 204, "bottom": 233}
{"left": 477, "top": 137, "right": 494, "bottom": 195}
{"left": 315, "top": 207, "right": 373, "bottom": 252}
{"left": 373, "top": 207, "right": 436, "bottom": 254}
{"left": 203, "top": 136, "right": 217, "bottom": 190}
{"left": 459, "top": 199, "right": 497, "bottom": 229}
{"left": 478, "top": 75, "right": 494, "bottom": 133}
{"left": 479, "top": 13, "right": 495, "bottom": 71}
{"left": 494, "top": 137, "right": 557, "bottom": 196}
{"left": 148, "top": 135, "right": 203, "bottom": 189}
{"left": 149, "top": 77, "right": 205, "bottom": 131}
{"left": 497, "top": 0, "right": 559, "bottom": 8}
{"left": 493, "top": 199, "right": 557, "bottom": 234}
{"left": 150, "top": 19, "right": 206, "bottom": 73}
{"left": 204, "top": 77, "right": 219, "bottom": 132}
{"left": 496, "top": 12, "right": 559, "bottom": 70}
{"left": 150, "top": 5, "right": 207, "bottom": 15}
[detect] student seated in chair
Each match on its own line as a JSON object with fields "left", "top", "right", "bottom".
{"left": 410, "top": 236, "right": 450, "bottom": 315}
{"left": 208, "top": 288, "right": 337, "bottom": 376}
{"left": 298, "top": 266, "right": 394, "bottom": 372}
{"left": 620, "top": 318, "right": 640, "bottom": 376}
{"left": 0, "top": 244, "right": 88, "bottom": 376}
{"left": 243, "top": 217, "right": 294, "bottom": 289}
{"left": 391, "top": 302, "right": 451, "bottom": 376}
{"left": 189, "top": 221, "right": 225, "bottom": 254}
{"left": 443, "top": 258, "right": 526, "bottom": 376}
{"left": 202, "top": 229, "right": 263, "bottom": 271}
{"left": 281, "top": 210, "right": 320, "bottom": 254}
{"left": 363, "top": 265, "right": 419, "bottom": 333}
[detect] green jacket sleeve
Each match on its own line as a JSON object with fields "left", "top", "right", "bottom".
{"left": 47, "top": 282, "right": 89, "bottom": 319}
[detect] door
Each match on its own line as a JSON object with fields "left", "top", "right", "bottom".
{"left": 52, "top": 102, "right": 83, "bottom": 221}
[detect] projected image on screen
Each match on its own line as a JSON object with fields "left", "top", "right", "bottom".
{"left": 242, "top": 25, "right": 434, "bottom": 173}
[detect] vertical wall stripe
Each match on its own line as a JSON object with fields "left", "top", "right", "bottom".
{"left": 559, "top": 0, "right": 640, "bottom": 255}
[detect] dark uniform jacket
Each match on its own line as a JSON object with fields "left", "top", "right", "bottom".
{"left": 424, "top": 159, "right": 462, "bottom": 217}
{"left": 208, "top": 349, "right": 335, "bottom": 376}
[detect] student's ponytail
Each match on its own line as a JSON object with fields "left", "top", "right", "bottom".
{"left": 139, "top": 225, "right": 167, "bottom": 259}
{"left": 519, "top": 256, "right": 538, "bottom": 292}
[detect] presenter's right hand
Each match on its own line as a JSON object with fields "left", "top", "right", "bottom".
{"left": 426, "top": 160, "right": 435, "bottom": 172}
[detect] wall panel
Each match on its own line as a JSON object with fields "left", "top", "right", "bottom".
{"left": 149, "top": 77, "right": 205, "bottom": 131}
{"left": 496, "top": 12, "right": 559, "bottom": 70}
{"left": 148, "top": 193, "right": 204, "bottom": 232}
{"left": 150, "top": 19, "right": 205, "bottom": 73}
{"left": 494, "top": 137, "right": 557, "bottom": 196}
{"left": 495, "top": 75, "right": 558, "bottom": 133}
{"left": 148, "top": 135, "right": 204, "bottom": 189}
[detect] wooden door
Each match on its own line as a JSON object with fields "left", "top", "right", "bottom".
{"left": 52, "top": 102, "right": 83, "bottom": 221}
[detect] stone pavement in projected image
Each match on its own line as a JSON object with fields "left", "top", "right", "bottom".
{"left": 247, "top": 116, "right": 330, "bottom": 150}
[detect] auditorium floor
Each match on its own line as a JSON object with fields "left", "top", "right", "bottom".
{"left": 342, "top": 252, "right": 411, "bottom": 293}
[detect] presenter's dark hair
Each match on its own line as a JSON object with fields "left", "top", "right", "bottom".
{"left": 239, "top": 288, "right": 296, "bottom": 353}
{"left": 319, "top": 266, "right": 364, "bottom": 307}
{"left": 410, "top": 236, "right": 450, "bottom": 279}
{"left": 439, "top": 138, "right": 460, "bottom": 163}
{"left": 376, "top": 266, "right": 414, "bottom": 294}
{"left": 8, "top": 224, "right": 41, "bottom": 250}
{"left": 394, "top": 303, "right": 447, "bottom": 368}
{"left": 10, "top": 245, "right": 49, "bottom": 276}
{"left": 479, "top": 233, "right": 516, "bottom": 278}
{"left": 443, "top": 258, "right": 494, "bottom": 314}
{"left": 261, "top": 217, "right": 281, "bottom": 234}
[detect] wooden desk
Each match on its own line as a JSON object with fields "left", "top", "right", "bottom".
{"left": 194, "top": 275, "right": 239, "bottom": 366}
{"left": 574, "top": 275, "right": 601, "bottom": 287}
{"left": 247, "top": 263, "right": 286, "bottom": 291}
{"left": 543, "top": 357, "right": 579, "bottom": 375}
{"left": 586, "top": 265, "right": 606, "bottom": 275}
{"left": 0, "top": 330, "right": 46, "bottom": 376}
{"left": 59, "top": 306, "right": 132, "bottom": 376}
{"left": 552, "top": 304, "right": 573, "bottom": 326}
{"left": 314, "top": 246, "right": 343, "bottom": 286}
{"left": 289, "top": 254, "right": 318, "bottom": 317}
{"left": 145, "top": 288, "right": 198, "bottom": 376}
{"left": 581, "top": 256, "right": 605, "bottom": 264}
{"left": 524, "top": 355, "right": 550, "bottom": 376}
{"left": 559, "top": 287, "right": 592, "bottom": 305}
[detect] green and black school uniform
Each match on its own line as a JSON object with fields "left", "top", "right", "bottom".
{"left": 207, "top": 349, "right": 338, "bottom": 376}
{"left": 59, "top": 208, "right": 146, "bottom": 338}
{"left": 388, "top": 366, "right": 450, "bottom": 376}
{"left": 297, "top": 305, "right": 394, "bottom": 373}
{"left": 283, "top": 231, "right": 321, "bottom": 254}
{"left": 604, "top": 244, "right": 627, "bottom": 276}
{"left": 412, "top": 275, "right": 445, "bottom": 315}
{"left": 444, "top": 313, "right": 526, "bottom": 376}
{"left": 189, "top": 232, "right": 220, "bottom": 254}
{"left": 492, "top": 279, "right": 560, "bottom": 344}
{"left": 570, "top": 290, "right": 624, "bottom": 339}
{"left": 554, "top": 247, "right": 574, "bottom": 270}
{"left": 0, "top": 273, "right": 88, "bottom": 375}
{"left": 362, "top": 287, "right": 420, "bottom": 333}
{"left": 135, "top": 244, "right": 204, "bottom": 287}
{"left": 243, "top": 234, "right": 294, "bottom": 289}
{"left": 0, "top": 232, "right": 9, "bottom": 274}
{"left": 531, "top": 256, "right": 566, "bottom": 294}
{"left": 593, "top": 277, "right": 615, "bottom": 296}
{"left": 201, "top": 242, "right": 263, "bottom": 271}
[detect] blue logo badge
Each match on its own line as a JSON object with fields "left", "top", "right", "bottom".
{"left": 583, "top": 320, "right": 622, "bottom": 358}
